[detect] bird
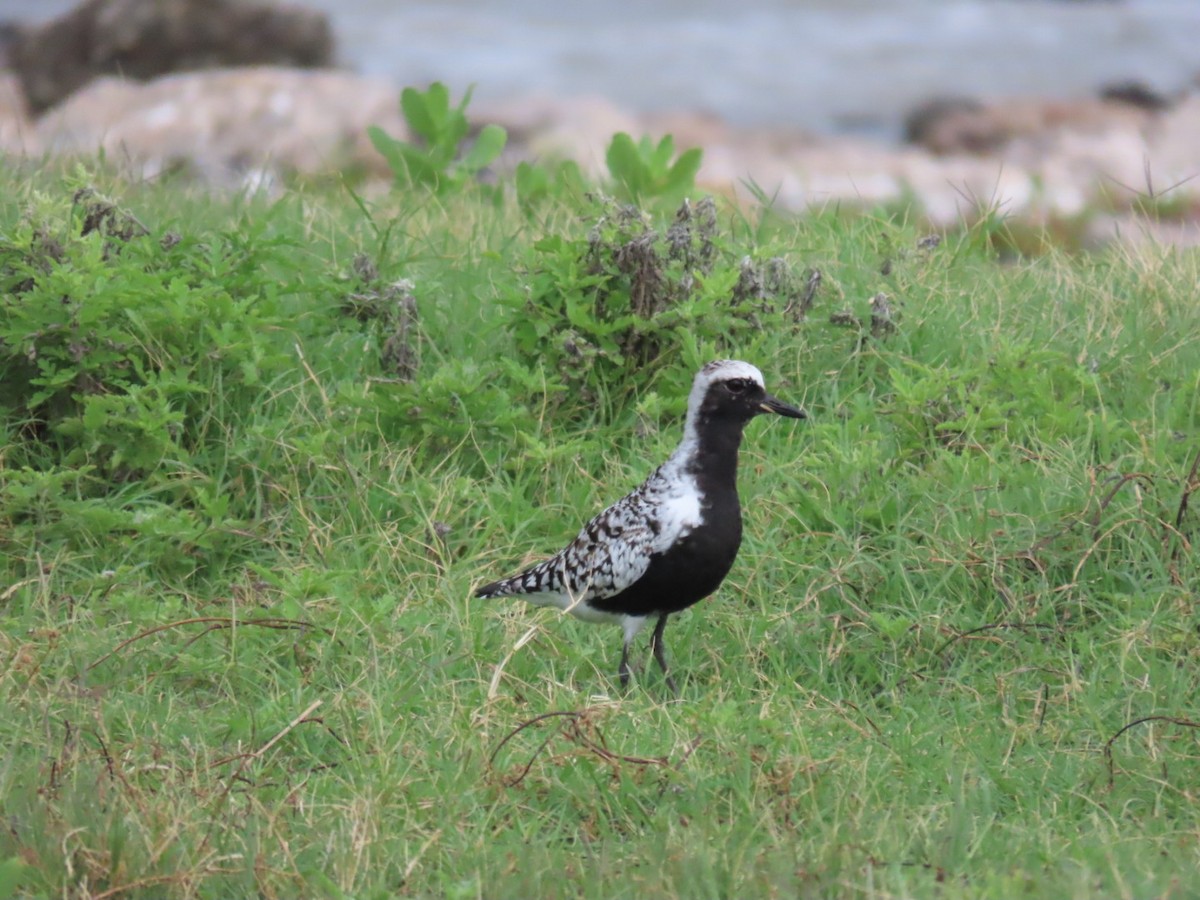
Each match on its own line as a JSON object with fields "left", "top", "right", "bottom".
{"left": 474, "top": 359, "right": 806, "bottom": 693}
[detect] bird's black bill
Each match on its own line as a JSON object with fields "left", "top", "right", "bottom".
{"left": 759, "top": 395, "right": 807, "bottom": 419}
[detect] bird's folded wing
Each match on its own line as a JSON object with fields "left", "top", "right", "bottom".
{"left": 549, "top": 516, "right": 657, "bottom": 601}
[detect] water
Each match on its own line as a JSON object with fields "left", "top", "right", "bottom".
{"left": 7, "top": 0, "right": 1200, "bottom": 140}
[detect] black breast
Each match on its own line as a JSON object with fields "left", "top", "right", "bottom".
{"left": 589, "top": 488, "right": 743, "bottom": 618}
{"left": 590, "top": 394, "right": 753, "bottom": 619}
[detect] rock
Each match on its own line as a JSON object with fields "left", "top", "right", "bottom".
{"left": 0, "top": 73, "right": 37, "bottom": 157}
{"left": 0, "top": 21, "right": 23, "bottom": 70}
{"left": 35, "top": 67, "right": 407, "bottom": 186}
{"left": 904, "top": 95, "right": 1155, "bottom": 156}
{"left": 485, "top": 93, "right": 1200, "bottom": 234}
{"left": 1143, "top": 95, "right": 1200, "bottom": 186}
{"left": 10, "top": 0, "right": 333, "bottom": 115}
{"left": 904, "top": 97, "right": 986, "bottom": 150}
{"left": 1099, "top": 80, "right": 1174, "bottom": 112}
{"left": 6, "top": 53, "right": 1200, "bottom": 246}
{"left": 476, "top": 93, "right": 640, "bottom": 178}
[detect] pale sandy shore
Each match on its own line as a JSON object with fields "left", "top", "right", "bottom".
{"left": 3, "top": 67, "right": 1199, "bottom": 247}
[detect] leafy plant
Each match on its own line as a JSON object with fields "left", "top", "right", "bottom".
{"left": 502, "top": 195, "right": 810, "bottom": 413}
{"left": 368, "top": 82, "right": 507, "bottom": 195}
{"left": 0, "top": 184, "right": 379, "bottom": 576}
{"left": 514, "top": 158, "right": 587, "bottom": 211}
{"left": 605, "top": 132, "right": 703, "bottom": 205}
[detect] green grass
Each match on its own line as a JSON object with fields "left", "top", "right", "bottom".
{"left": 1, "top": 158, "right": 1198, "bottom": 900}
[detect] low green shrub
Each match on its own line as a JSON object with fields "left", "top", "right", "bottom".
{"left": 368, "top": 82, "right": 507, "bottom": 197}
{"left": 501, "top": 195, "right": 814, "bottom": 415}
{"left": 0, "top": 186, "right": 370, "bottom": 577}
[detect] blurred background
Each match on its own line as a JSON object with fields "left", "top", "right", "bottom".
{"left": 4, "top": 0, "right": 1200, "bottom": 241}
{"left": 8, "top": 0, "right": 1200, "bottom": 140}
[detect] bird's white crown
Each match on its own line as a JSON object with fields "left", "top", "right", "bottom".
{"left": 687, "top": 359, "right": 764, "bottom": 412}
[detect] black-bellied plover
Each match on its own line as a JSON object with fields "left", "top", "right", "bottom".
{"left": 475, "top": 360, "right": 805, "bottom": 693}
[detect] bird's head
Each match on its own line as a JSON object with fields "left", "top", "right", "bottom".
{"left": 688, "top": 359, "right": 807, "bottom": 425}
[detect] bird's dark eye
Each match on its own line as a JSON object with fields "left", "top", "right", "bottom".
{"left": 726, "top": 379, "right": 749, "bottom": 394}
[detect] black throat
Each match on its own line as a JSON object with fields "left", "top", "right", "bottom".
{"left": 687, "top": 412, "right": 748, "bottom": 496}
{"left": 586, "top": 403, "right": 753, "bottom": 620}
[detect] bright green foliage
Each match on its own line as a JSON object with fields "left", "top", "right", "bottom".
{"left": 0, "top": 183, "right": 431, "bottom": 580}
{"left": 368, "top": 82, "right": 507, "bottom": 195}
{"left": 504, "top": 195, "right": 812, "bottom": 416}
{"left": 1, "top": 191, "right": 293, "bottom": 576}
{"left": 1, "top": 163, "right": 1199, "bottom": 900}
{"left": 605, "top": 132, "right": 703, "bottom": 204}
{"left": 514, "top": 158, "right": 587, "bottom": 210}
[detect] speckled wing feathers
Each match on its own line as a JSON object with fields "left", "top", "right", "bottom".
{"left": 476, "top": 492, "right": 658, "bottom": 603}
{"left": 474, "top": 463, "right": 701, "bottom": 608}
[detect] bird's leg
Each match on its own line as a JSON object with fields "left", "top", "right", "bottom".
{"left": 650, "top": 613, "right": 678, "bottom": 695}
{"left": 618, "top": 637, "right": 633, "bottom": 689}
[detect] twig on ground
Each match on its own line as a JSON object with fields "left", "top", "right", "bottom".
{"left": 86, "top": 616, "right": 335, "bottom": 672}
{"left": 488, "top": 707, "right": 682, "bottom": 786}
{"left": 198, "top": 698, "right": 325, "bottom": 856}
{"left": 933, "top": 621, "right": 1059, "bottom": 658}
{"left": 1103, "top": 715, "right": 1200, "bottom": 790}
{"left": 1165, "top": 448, "right": 1200, "bottom": 579}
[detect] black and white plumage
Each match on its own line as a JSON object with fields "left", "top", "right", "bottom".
{"left": 475, "top": 360, "right": 806, "bottom": 693}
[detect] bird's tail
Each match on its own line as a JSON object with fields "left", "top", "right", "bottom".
{"left": 474, "top": 556, "right": 565, "bottom": 599}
